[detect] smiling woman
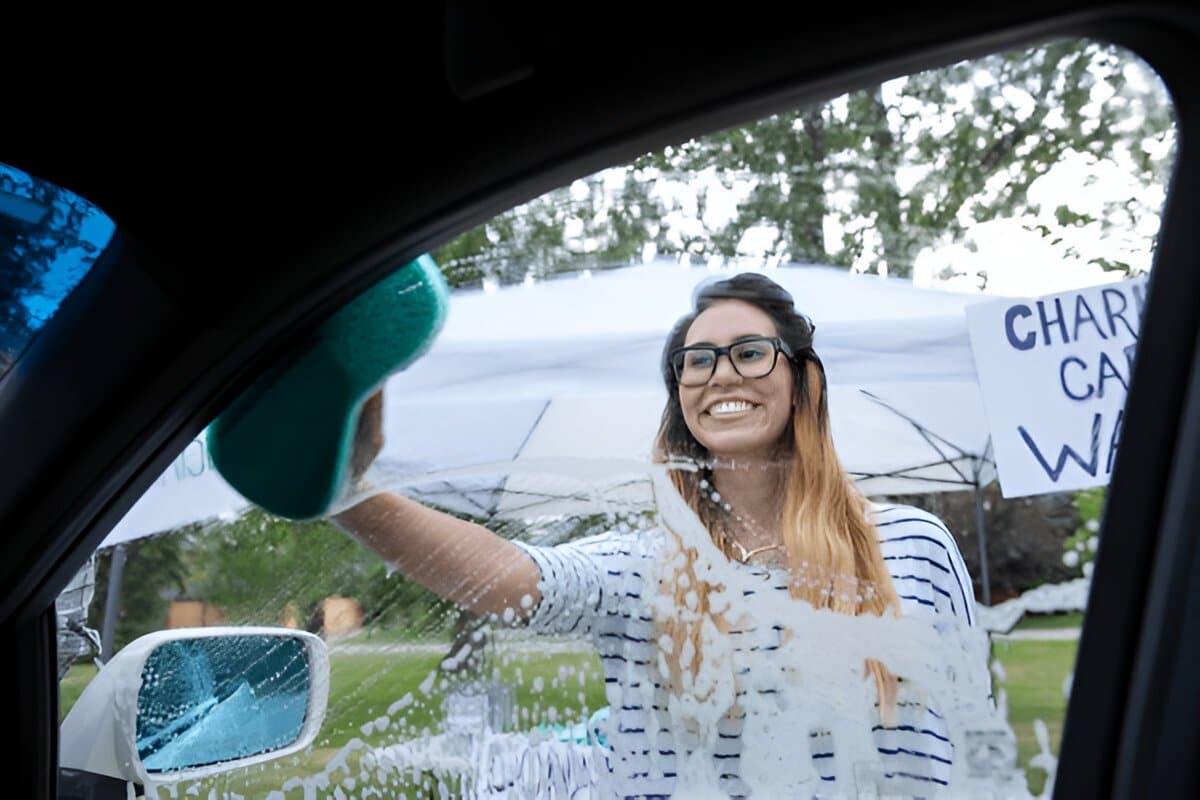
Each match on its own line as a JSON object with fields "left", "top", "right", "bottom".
{"left": 326, "top": 270, "right": 989, "bottom": 796}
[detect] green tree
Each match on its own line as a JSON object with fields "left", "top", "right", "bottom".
{"left": 877, "top": 40, "right": 1173, "bottom": 279}
{"left": 88, "top": 533, "right": 189, "bottom": 652}
{"left": 434, "top": 169, "right": 668, "bottom": 290}
{"left": 671, "top": 39, "right": 1172, "bottom": 278}
{"left": 433, "top": 39, "right": 1173, "bottom": 284}
{"left": 1063, "top": 487, "right": 1105, "bottom": 575}
{"left": 651, "top": 106, "right": 836, "bottom": 264}
{"left": 187, "top": 510, "right": 367, "bottom": 624}
{"left": 186, "top": 509, "right": 460, "bottom": 635}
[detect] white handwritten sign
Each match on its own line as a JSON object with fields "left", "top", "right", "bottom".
{"left": 966, "top": 276, "right": 1147, "bottom": 497}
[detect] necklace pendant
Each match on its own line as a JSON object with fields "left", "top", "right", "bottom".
{"left": 732, "top": 540, "right": 784, "bottom": 564}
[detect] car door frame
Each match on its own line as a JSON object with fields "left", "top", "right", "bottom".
{"left": 2, "top": 6, "right": 1199, "bottom": 798}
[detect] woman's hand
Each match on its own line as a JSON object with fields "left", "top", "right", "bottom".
{"left": 348, "top": 388, "right": 385, "bottom": 482}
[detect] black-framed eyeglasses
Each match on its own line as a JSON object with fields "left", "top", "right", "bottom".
{"left": 669, "top": 336, "right": 795, "bottom": 387}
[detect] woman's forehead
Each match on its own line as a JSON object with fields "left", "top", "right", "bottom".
{"left": 685, "top": 300, "right": 778, "bottom": 345}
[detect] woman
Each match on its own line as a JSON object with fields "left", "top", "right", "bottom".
{"left": 334, "top": 272, "right": 982, "bottom": 797}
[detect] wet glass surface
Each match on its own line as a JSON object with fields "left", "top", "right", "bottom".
{"left": 56, "top": 37, "right": 1175, "bottom": 799}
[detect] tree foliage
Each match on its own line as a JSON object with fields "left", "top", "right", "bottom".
{"left": 1062, "top": 487, "right": 1105, "bottom": 575}
{"left": 898, "top": 485, "right": 1079, "bottom": 601}
{"left": 88, "top": 534, "right": 189, "bottom": 652}
{"left": 436, "top": 171, "right": 670, "bottom": 289}
{"left": 184, "top": 508, "right": 460, "bottom": 635}
{"left": 435, "top": 39, "right": 1174, "bottom": 289}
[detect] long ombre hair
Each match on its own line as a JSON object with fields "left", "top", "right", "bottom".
{"left": 652, "top": 272, "right": 901, "bottom": 720}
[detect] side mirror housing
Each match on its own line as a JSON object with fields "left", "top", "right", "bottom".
{"left": 61, "top": 626, "right": 328, "bottom": 786}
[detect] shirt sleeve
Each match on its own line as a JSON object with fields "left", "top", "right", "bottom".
{"left": 916, "top": 509, "right": 978, "bottom": 628}
{"left": 938, "top": 516, "right": 978, "bottom": 629}
{"left": 874, "top": 504, "right": 978, "bottom": 627}
{"left": 513, "top": 530, "right": 656, "bottom": 637}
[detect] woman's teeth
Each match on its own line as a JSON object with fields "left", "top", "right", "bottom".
{"left": 708, "top": 401, "right": 755, "bottom": 416}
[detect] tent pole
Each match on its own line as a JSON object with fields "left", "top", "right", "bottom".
{"left": 974, "top": 484, "right": 991, "bottom": 607}
{"left": 100, "top": 544, "right": 127, "bottom": 660}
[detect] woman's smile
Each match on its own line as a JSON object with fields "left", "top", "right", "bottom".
{"left": 705, "top": 399, "right": 759, "bottom": 417}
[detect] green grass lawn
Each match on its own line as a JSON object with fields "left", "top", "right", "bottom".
{"left": 60, "top": 634, "right": 1077, "bottom": 796}
{"left": 61, "top": 640, "right": 607, "bottom": 796}
{"left": 1013, "top": 611, "right": 1084, "bottom": 631}
{"left": 193, "top": 643, "right": 608, "bottom": 797}
{"left": 59, "top": 662, "right": 97, "bottom": 723}
{"left": 993, "top": 638, "right": 1078, "bottom": 796}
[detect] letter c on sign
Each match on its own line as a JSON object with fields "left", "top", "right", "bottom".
{"left": 1005, "top": 304, "right": 1035, "bottom": 350}
{"left": 1060, "top": 356, "right": 1094, "bottom": 401}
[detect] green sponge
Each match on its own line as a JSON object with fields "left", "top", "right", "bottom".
{"left": 208, "top": 254, "right": 449, "bottom": 519}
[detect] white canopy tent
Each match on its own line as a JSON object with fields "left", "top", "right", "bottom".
{"left": 105, "top": 262, "right": 1000, "bottom": 538}
{"left": 372, "top": 263, "right": 997, "bottom": 516}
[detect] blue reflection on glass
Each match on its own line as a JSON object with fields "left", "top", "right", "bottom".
{"left": 136, "top": 635, "right": 310, "bottom": 773}
{"left": 0, "top": 163, "right": 115, "bottom": 378}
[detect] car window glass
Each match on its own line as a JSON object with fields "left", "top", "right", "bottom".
{"left": 59, "top": 36, "right": 1175, "bottom": 798}
{"left": 0, "top": 164, "right": 114, "bottom": 381}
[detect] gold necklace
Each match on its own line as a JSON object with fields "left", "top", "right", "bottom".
{"left": 729, "top": 539, "right": 784, "bottom": 564}
{"left": 700, "top": 477, "right": 785, "bottom": 564}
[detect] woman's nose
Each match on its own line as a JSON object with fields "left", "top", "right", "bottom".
{"left": 708, "top": 352, "right": 742, "bottom": 384}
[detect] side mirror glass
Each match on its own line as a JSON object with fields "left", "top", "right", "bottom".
{"left": 136, "top": 634, "right": 311, "bottom": 774}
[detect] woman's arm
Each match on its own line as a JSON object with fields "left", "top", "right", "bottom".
{"left": 332, "top": 493, "right": 541, "bottom": 619}
{"left": 330, "top": 389, "right": 542, "bottom": 619}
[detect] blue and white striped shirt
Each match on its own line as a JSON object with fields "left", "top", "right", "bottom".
{"left": 516, "top": 503, "right": 979, "bottom": 798}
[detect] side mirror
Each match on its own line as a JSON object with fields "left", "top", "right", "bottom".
{"left": 61, "top": 627, "right": 328, "bottom": 786}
